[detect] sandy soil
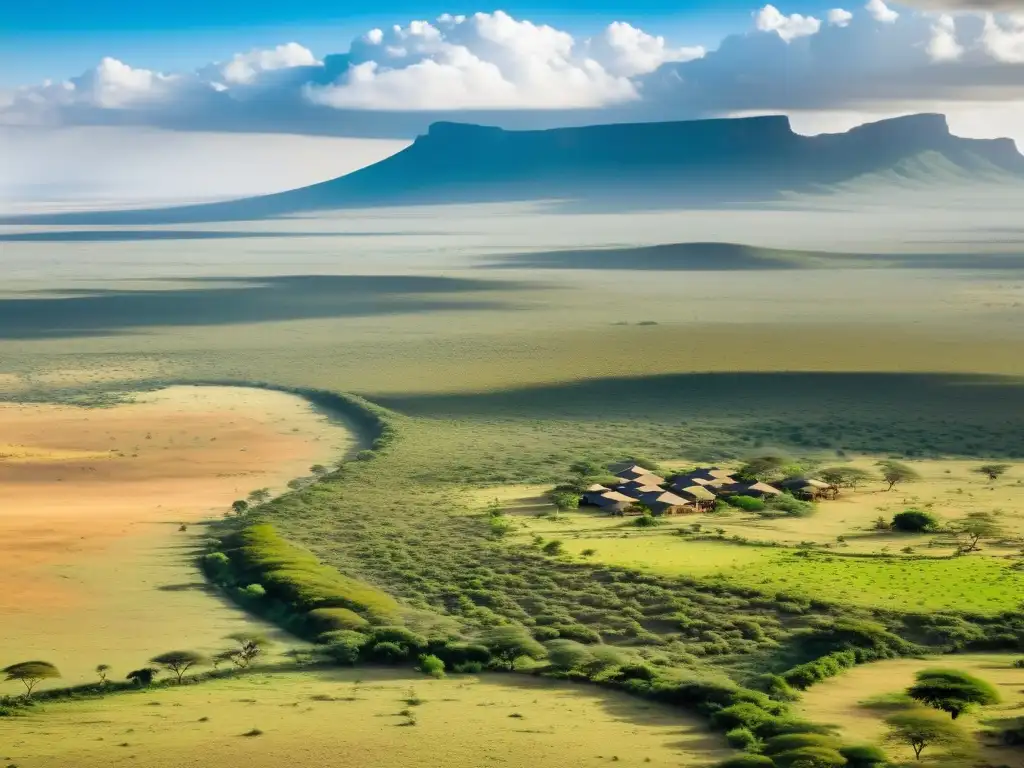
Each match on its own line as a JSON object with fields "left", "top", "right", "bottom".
{"left": 0, "top": 385, "right": 356, "bottom": 687}
{"left": 0, "top": 669, "right": 732, "bottom": 768}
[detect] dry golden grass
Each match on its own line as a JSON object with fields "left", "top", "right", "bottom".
{"left": 796, "top": 653, "right": 1024, "bottom": 765}
{"left": 0, "top": 386, "right": 355, "bottom": 686}
{"left": 0, "top": 669, "right": 733, "bottom": 768}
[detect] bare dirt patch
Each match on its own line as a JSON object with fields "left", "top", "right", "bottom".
{"left": 0, "top": 385, "right": 356, "bottom": 687}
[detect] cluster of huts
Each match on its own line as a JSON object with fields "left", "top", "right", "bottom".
{"left": 580, "top": 463, "right": 830, "bottom": 516}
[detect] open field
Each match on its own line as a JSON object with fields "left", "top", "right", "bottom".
{"left": 798, "top": 653, "right": 1024, "bottom": 766}
{"left": 0, "top": 385, "right": 356, "bottom": 687}
{"left": 0, "top": 669, "right": 731, "bottom": 768}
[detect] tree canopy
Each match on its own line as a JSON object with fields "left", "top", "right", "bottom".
{"left": 891, "top": 509, "right": 940, "bottom": 533}
{"left": 907, "top": 668, "right": 999, "bottom": 719}
{"left": 877, "top": 460, "right": 920, "bottom": 491}
{"left": 886, "top": 709, "right": 967, "bottom": 759}
{"left": 150, "top": 650, "right": 207, "bottom": 683}
{"left": 736, "top": 454, "right": 802, "bottom": 483}
{"left": 952, "top": 511, "right": 1005, "bottom": 554}
{"left": 974, "top": 463, "right": 1011, "bottom": 481}
{"left": 818, "top": 467, "right": 874, "bottom": 494}
{"left": 223, "top": 632, "right": 272, "bottom": 668}
{"left": 2, "top": 660, "right": 60, "bottom": 697}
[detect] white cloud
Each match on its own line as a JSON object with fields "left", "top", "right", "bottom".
{"left": 827, "top": 8, "right": 854, "bottom": 27}
{"left": 215, "top": 43, "right": 319, "bottom": 85}
{"left": 865, "top": 0, "right": 900, "bottom": 24}
{"left": 4, "top": 6, "right": 1024, "bottom": 141}
{"left": 981, "top": 13, "right": 1024, "bottom": 62}
{"left": 754, "top": 5, "right": 822, "bottom": 42}
{"left": 588, "top": 21, "right": 705, "bottom": 77}
{"left": 927, "top": 14, "right": 964, "bottom": 61}
{"left": 306, "top": 12, "right": 647, "bottom": 110}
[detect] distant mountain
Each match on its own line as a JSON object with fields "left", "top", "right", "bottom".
{"left": 5, "top": 113, "right": 1023, "bottom": 224}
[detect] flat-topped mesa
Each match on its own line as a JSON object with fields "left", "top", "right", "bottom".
{"left": 3, "top": 113, "right": 1021, "bottom": 225}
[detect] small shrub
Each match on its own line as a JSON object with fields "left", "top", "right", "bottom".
{"left": 839, "top": 744, "right": 887, "bottom": 767}
{"left": 242, "top": 728, "right": 263, "bottom": 737}
{"left": 892, "top": 509, "right": 939, "bottom": 533}
{"left": 307, "top": 607, "right": 369, "bottom": 633}
{"left": 715, "top": 756, "right": 774, "bottom": 768}
{"left": 418, "top": 654, "right": 445, "bottom": 679}
{"left": 542, "top": 540, "right": 565, "bottom": 556}
{"left": 772, "top": 746, "right": 846, "bottom": 768}
{"left": 241, "top": 583, "right": 266, "bottom": 599}
{"left": 725, "top": 727, "right": 760, "bottom": 751}
{"left": 763, "top": 733, "right": 840, "bottom": 755}
{"left": 729, "top": 496, "right": 766, "bottom": 513}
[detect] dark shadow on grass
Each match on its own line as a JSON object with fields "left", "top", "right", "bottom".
{"left": 0, "top": 274, "right": 535, "bottom": 340}
{"left": 480, "top": 242, "right": 1024, "bottom": 271}
{"left": 0, "top": 230, "right": 407, "bottom": 243}
{"left": 371, "top": 371, "right": 1024, "bottom": 457}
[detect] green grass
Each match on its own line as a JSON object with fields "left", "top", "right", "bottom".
{"left": 558, "top": 535, "right": 1024, "bottom": 614}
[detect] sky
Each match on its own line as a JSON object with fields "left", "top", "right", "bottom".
{"left": 3, "top": 0, "right": 1024, "bottom": 203}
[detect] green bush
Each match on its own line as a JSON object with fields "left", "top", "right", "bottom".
{"left": 763, "top": 733, "right": 839, "bottom": 755}
{"left": 241, "top": 583, "right": 266, "bottom": 598}
{"left": 418, "top": 654, "right": 445, "bottom": 678}
{"left": 545, "top": 640, "right": 593, "bottom": 671}
{"left": 712, "top": 702, "right": 775, "bottom": 731}
{"left": 715, "top": 756, "right": 774, "bottom": 768}
{"left": 725, "top": 727, "right": 760, "bottom": 751}
{"left": 553, "top": 624, "right": 602, "bottom": 644}
{"left": 306, "top": 607, "right": 370, "bottom": 633}
{"left": 367, "top": 641, "right": 409, "bottom": 664}
{"left": 766, "top": 495, "right": 815, "bottom": 518}
{"left": 203, "top": 551, "right": 232, "bottom": 582}
{"left": 321, "top": 631, "right": 369, "bottom": 664}
{"left": 226, "top": 524, "right": 400, "bottom": 622}
{"left": 839, "top": 744, "right": 887, "bottom": 767}
{"left": 728, "top": 496, "right": 767, "bottom": 512}
{"left": 532, "top": 626, "right": 561, "bottom": 641}
{"left": 772, "top": 746, "right": 846, "bottom": 768}
{"left": 892, "top": 509, "right": 939, "bottom": 533}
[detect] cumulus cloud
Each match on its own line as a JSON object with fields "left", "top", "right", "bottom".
{"left": 927, "top": 14, "right": 965, "bottom": 60}
{"left": 587, "top": 21, "right": 705, "bottom": 77}
{"left": 865, "top": 0, "right": 900, "bottom": 23}
{"left": 213, "top": 43, "right": 319, "bottom": 85}
{"left": 754, "top": 5, "right": 822, "bottom": 41}
{"left": 828, "top": 8, "right": 855, "bottom": 26}
{"left": 306, "top": 12, "right": 640, "bottom": 110}
{"left": 982, "top": 12, "right": 1024, "bottom": 61}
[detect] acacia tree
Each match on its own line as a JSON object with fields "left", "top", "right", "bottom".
{"left": 908, "top": 669, "right": 1000, "bottom": 719}
{"left": 736, "top": 454, "right": 802, "bottom": 483}
{"left": 223, "top": 632, "right": 272, "bottom": 669}
{"left": 480, "top": 626, "right": 547, "bottom": 671}
{"left": 3, "top": 661, "right": 60, "bottom": 697}
{"left": 150, "top": 651, "right": 207, "bottom": 683}
{"left": 877, "top": 460, "right": 920, "bottom": 491}
{"left": 95, "top": 663, "right": 111, "bottom": 684}
{"left": 818, "top": 467, "right": 875, "bottom": 495}
{"left": 886, "top": 710, "right": 966, "bottom": 760}
{"left": 953, "top": 511, "right": 1005, "bottom": 554}
{"left": 974, "top": 464, "right": 1010, "bottom": 482}
{"left": 231, "top": 499, "right": 249, "bottom": 516}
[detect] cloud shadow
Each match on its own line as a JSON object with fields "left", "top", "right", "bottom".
{"left": 0, "top": 274, "right": 533, "bottom": 340}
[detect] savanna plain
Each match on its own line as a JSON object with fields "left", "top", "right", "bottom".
{"left": 1, "top": 195, "right": 1024, "bottom": 768}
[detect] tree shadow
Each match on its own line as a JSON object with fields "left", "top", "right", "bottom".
{"left": 0, "top": 274, "right": 535, "bottom": 340}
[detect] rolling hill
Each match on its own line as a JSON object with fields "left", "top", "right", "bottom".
{"left": 5, "top": 113, "right": 1023, "bottom": 224}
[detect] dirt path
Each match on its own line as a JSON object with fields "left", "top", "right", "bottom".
{"left": 0, "top": 385, "right": 356, "bottom": 687}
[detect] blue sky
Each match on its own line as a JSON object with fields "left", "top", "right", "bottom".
{"left": 0, "top": 0, "right": 826, "bottom": 86}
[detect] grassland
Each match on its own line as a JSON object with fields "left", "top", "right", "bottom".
{"left": 797, "top": 653, "right": 1024, "bottom": 765}
{"left": 0, "top": 669, "right": 731, "bottom": 768}
{"left": 2, "top": 205, "right": 1024, "bottom": 764}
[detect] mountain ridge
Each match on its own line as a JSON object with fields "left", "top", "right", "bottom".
{"left": 3, "top": 113, "right": 1022, "bottom": 224}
